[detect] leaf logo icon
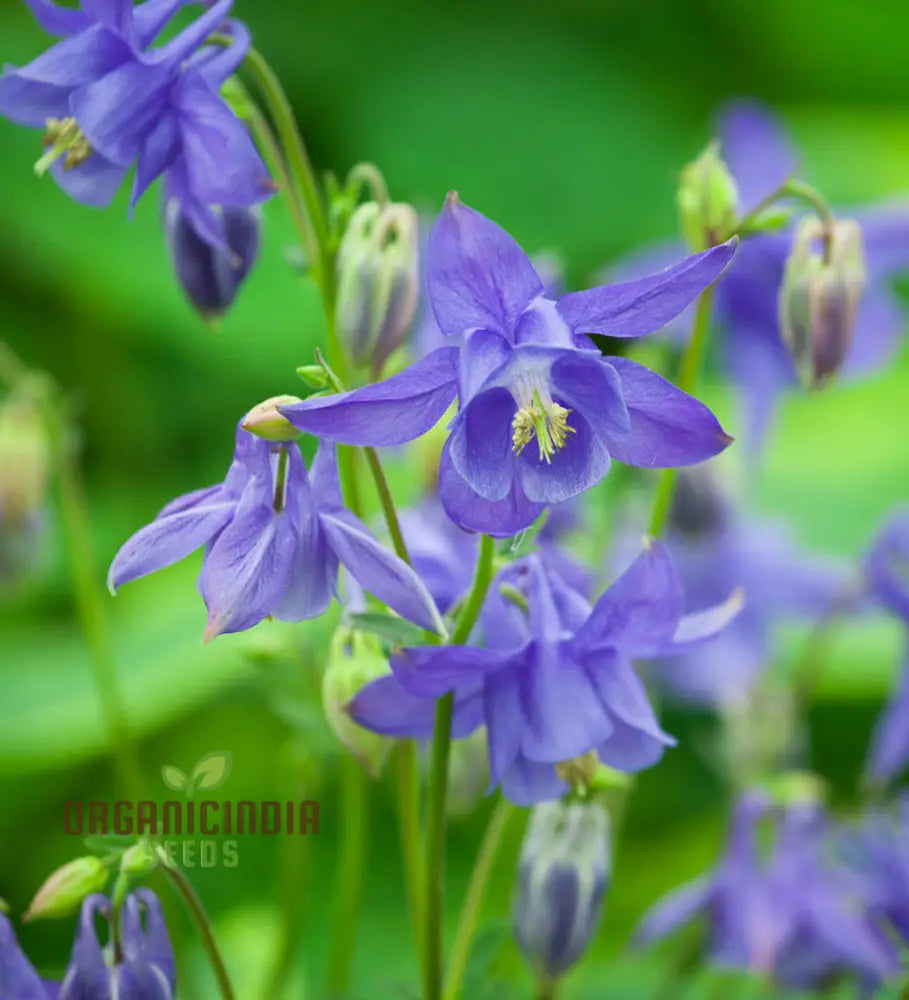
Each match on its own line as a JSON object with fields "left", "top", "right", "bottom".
{"left": 161, "top": 752, "right": 232, "bottom": 798}
{"left": 191, "top": 751, "right": 233, "bottom": 793}
{"left": 161, "top": 765, "right": 188, "bottom": 792}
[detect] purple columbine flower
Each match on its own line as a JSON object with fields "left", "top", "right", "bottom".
{"left": 348, "top": 538, "right": 741, "bottom": 805}
{"left": 636, "top": 796, "right": 900, "bottom": 993}
{"left": 650, "top": 468, "right": 850, "bottom": 705}
{"left": 611, "top": 100, "right": 909, "bottom": 457}
{"left": 0, "top": 889, "right": 175, "bottom": 999}
{"left": 108, "top": 422, "right": 445, "bottom": 640}
{"left": 865, "top": 506, "right": 909, "bottom": 625}
{"left": 280, "top": 195, "right": 736, "bottom": 537}
{"left": 0, "top": 0, "right": 272, "bottom": 242}
{"left": 865, "top": 648, "right": 909, "bottom": 783}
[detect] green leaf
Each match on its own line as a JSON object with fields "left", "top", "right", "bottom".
{"left": 82, "top": 833, "right": 137, "bottom": 856}
{"left": 348, "top": 612, "right": 427, "bottom": 648}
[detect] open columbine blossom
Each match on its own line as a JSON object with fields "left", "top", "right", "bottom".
{"left": 614, "top": 100, "right": 909, "bottom": 456}
{"left": 637, "top": 796, "right": 899, "bottom": 993}
{"left": 651, "top": 468, "right": 849, "bottom": 705}
{"left": 349, "top": 539, "right": 742, "bottom": 805}
{"left": 0, "top": 0, "right": 272, "bottom": 243}
{"left": 0, "top": 889, "right": 175, "bottom": 999}
{"left": 281, "top": 195, "right": 736, "bottom": 536}
{"left": 108, "top": 422, "right": 444, "bottom": 640}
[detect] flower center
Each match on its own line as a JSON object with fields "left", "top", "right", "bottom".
{"left": 35, "top": 117, "right": 93, "bottom": 176}
{"left": 511, "top": 388, "right": 575, "bottom": 464}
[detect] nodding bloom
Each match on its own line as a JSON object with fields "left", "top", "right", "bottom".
{"left": 281, "top": 194, "right": 736, "bottom": 537}
{"left": 865, "top": 648, "right": 909, "bottom": 783}
{"left": 636, "top": 796, "right": 900, "bottom": 994}
{"left": 513, "top": 799, "right": 611, "bottom": 985}
{"left": 0, "top": 888, "right": 175, "bottom": 999}
{"left": 647, "top": 467, "right": 850, "bottom": 706}
{"left": 108, "top": 420, "right": 445, "bottom": 640}
{"left": 349, "top": 539, "right": 742, "bottom": 805}
{"left": 0, "top": 0, "right": 272, "bottom": 243}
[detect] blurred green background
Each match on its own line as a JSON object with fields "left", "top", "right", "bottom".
{"left": 1, "top": 0, "right": 909, "bottom": 996}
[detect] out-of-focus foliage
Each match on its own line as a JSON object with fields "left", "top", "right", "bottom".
{"left": 1, "top": 0, "right": 908, "bottom": 995}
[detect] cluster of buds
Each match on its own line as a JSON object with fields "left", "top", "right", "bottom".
{"left": 335, "top": 201, "right": 420, "bottom": 376}
{"left": 779, "top": 217, "right": 867, "bottom": 388}
{"left": 513, "top": 798, "right": 611, "bottom": 989}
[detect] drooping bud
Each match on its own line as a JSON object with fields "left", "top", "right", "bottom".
{"left": 513, "top": 799, "right": 610, "bottom": 985}
{"left": 778, "top": 217, "right": 866, "bottom": 389}
{"left": 678, "top": 141, "right": 740, "bottom": 251}
{"left": 335, "top": 201, "right": 419, "bottom": 374}
{"left": 24, "top": 856, "right": 109, "bottom": 921}
{"left": 165, "top": 199, "right": 261, "bottom": 320}
{"left": 120, "top": 840, "right": 159, "bottom": 878}
{"left": 323, "top": 627, "right": 394, "bottom": 777}
{"left": 241, "top": 395, "right": 303, "bottom": 442}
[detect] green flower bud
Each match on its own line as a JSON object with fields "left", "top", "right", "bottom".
{"left": 335, "top": 201, "right": 419, "bottom": 374}
{"left": 241, "top": 395, "right": 303, "bottom": 441}
{"left": 295, "top": 365, "right": 329, "bottom": 390}
{"left": 24, "top": 856, "right": 110, "bottom": 921}
{"left": 678, "top": 141, "right": 739, "bottom": 250}
{"left": 120, "top": 840, "right": 159, "bottom": 878}
{"left": 0, "top": 390, "right": 50, "bottom": 527}
{"left": 323, "top": 627, "right": 394, "bottom": 777}
{"left": 779, "top": 217, "right": 866, "bottom": 388}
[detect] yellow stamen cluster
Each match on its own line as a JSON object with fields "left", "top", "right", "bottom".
{"left": 35, "top": 117, "right": 93, "bottom": 176}
{"left": 511, "top": 392, "right": 576, "bottom": 463}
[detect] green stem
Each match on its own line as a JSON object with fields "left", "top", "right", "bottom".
{"left": 396, "top": 739, "right": 424, "bottom": 961}
{"left": 158, "top": 851, "right": 236, "bottom": 1000}
{"left": 45, "top": 401, "right": 143, "bottom": 799}
{"left": 347, "top": 162, "right": 390, "bottom": 206}
{"left": 442, "top": 797, "right": 516, "bottom": 1000}
{"left": 647, "top": 285, "right": 716, "bottom": 537}
{"left": 782, "top": 178, "right": 837, "bottom": 232}
{"left": 536, "top": 977, "right": 559, "bottom": 1000}
{"left": 422, "top": 535, "right": 497, "bottom": 1000}
{"left": 325, "top": 754, "right": 368, "bottom": 996}
{"left": 364, "top": 446, "right": 411, "bottom": 563}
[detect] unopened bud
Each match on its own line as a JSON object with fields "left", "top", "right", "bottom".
{"left": 120, "top": 841, "right": 158, "bottom": 878}
{"left": 335, "top": 201, "right": 419, "bottom": 374}
{"left": 678, "top": 141, "right": 739, "bottom": 250}
{"left": 295, "top": 365, "right": 329, "bottom": 390}
{"left": 24, "top": 856, "right": 109, "bottom": 921}
{"left": 0, "top": 391, "right": 50, "bottom": 526}
{"left": 165, "top": 199, "right": 261, "bottom": 320}
{"left": 241, "top": 395, "right": 302, "bottom": 442}
{"left": 513, "top": 800, "right": 610, "bottom": 983}
{"left": 323, "top": 627, "right": 394, "bottom": 777}
{"left": 779, "top": 217, "right": 866, "bottom": 389}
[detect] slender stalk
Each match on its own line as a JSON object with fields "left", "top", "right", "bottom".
{"left": 396, "top": 739, "right": 424, "bottom": 959}
{"left": 325, "top": 754, "right": 369, "bottom": 996}
{"left": 422, "top": 535, "right": 497, "bottom": 1000}
{"left": 536, "top": 977, "right": 559, "bottom": 1000}
{"left": 158, "top": 851, "right": 236, "bottom": 1000}
{"left": 647, "top": 286, "right": 716, "bottom": 537}
{"left": 364, "top": 445, "right": 412, "bottom": 563}
{"left": 45, "top": 401, "right": 143, "bottom": 799}
{"left": 442, "top": 797, "right": 516, "bottom": 1000}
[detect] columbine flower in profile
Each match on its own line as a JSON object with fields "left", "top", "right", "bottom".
{"left": 865, "top": 506, "right": 909, "bottom": 626}
{"left": 108, "top": 410, "right": 444, "bottom": 640}
{"left": 0, "top": 0, "right": 272, "bottom": 243}
{"left": 281, "top": 195, "right": 736, "bottom": 536}
{"left": 0, "top": 888, "right": 176, "bottom": 998}
{"left": 349, "top": 538, "right": 742, "bottom": 805}
{"left": 636, "top": 795, "right": 900, "bottom": 993}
